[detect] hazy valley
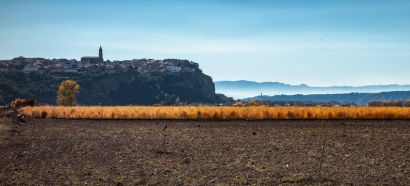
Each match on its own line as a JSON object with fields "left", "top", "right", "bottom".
{"left": 215, "top": 80, "right": 410, "bottom": 104}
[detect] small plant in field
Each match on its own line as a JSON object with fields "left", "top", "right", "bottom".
{"left": 318, "top": 121, "right": 327, "bottom": 180}
{"left": 276, "top": 176, "right": 304, "bottom": 183}
{"left": 232, "top": 177, "right": 248, "bottom": 185}
{"left": 248, "top": 159, "right": 256, "bottom": 165}
{"left": 0, "top": 117, "right": 11, "bottom": 133}
{"left": 162, "top": 125, "right": 167, "bottom": 153}
{"left": 198, "top": 177, "right": 210, "bottom": 185}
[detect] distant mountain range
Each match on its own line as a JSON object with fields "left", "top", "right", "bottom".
{"left": 214, "top": 80, "right": 410, "bottom": 104}
{"left": 244, "top": 91, "right": 410, "bottom": 105}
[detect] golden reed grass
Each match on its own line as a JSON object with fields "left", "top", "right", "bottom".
{"left": 19, "top": 106, "right": 410, "bottom": 119}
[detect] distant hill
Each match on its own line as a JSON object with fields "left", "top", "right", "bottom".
{"left": 215, "top": 80, "right": 410, "bottom": 99}
{"left": 244, "top": 91, "right": 410, "bottom": 105}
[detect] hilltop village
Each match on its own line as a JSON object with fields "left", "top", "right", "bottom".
{"left": 0, "top": 46, "right": 225, "bottom": 106}
{"left": 0, "top": 46, "right": 199, "bottom": 75}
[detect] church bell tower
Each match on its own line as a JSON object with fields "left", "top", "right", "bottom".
{"left": 99, "top": 45, "right": 103, "bottom": 62}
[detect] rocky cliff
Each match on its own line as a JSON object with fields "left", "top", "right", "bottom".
{"left": 0, "top": 70, "right": 230, "bottom": 106}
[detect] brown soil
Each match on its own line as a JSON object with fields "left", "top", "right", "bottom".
{"left": 0, "top": 118, "right": 409, "bottom": 185}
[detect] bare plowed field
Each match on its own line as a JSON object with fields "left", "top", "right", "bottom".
{"left": 1, "top": 119, "right": 409, "bottom": 185}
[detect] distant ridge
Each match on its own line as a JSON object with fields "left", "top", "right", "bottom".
{"left": 215, "top": 80, "right": 410, "bottom": 99}
{"left": 244, "top": 91, "right": 410, "bottom": 105}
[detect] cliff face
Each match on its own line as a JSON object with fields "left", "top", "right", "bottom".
{"left": 160, "top": 72, "right": 216, "bottom": 103}
{"left": 77, "top": 72, "right": 137, "bottom": 105}
{"left": 0, "top": 70, "right": 228, "bottom": 106}
{"left": 76, "top": 71, "right": 222, "bottom": 105}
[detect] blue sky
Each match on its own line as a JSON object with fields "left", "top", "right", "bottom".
{"left": 1, "top": 0, "right": 409, "bottom": 86}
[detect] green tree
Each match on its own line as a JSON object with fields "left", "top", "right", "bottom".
{"left": 57, "top": 79, "right": 80, "bottom": 106}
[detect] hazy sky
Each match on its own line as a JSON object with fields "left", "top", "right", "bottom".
{"left": 1, "top": 0, "right": 409, "bottom": 86}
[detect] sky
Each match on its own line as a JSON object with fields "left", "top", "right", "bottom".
{"left": 1, "top": 0, "right": 410, "bottom": 87}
